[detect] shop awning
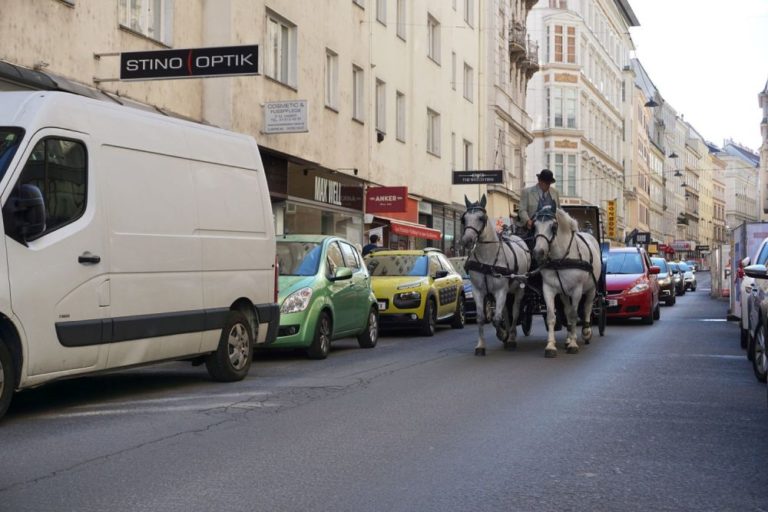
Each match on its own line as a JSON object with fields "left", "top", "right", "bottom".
{"left": 375, "top": 217, "right": 442, "bottom": 241}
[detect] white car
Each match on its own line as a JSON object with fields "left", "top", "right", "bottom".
{"left": 678, "top": 262, "right": 696, "bottom": 291}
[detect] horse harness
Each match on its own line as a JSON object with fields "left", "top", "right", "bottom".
{"left": 461, "top": 204, "right": 527, "bottom": 282}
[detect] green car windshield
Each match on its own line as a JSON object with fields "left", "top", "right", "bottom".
{"left": 0, "top": 128, "right": 24, "bottom": 181}
{"left": 277, "top": 241, "right": 322, "bottom": 276}
{"left": 606, "top": 252, "right": 643, "bottom": 274}
{"left": 367, "top": 255, "right": 428, "bottom": 276}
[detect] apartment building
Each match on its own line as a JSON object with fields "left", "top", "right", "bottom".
{"left": 525, "top": 0, "right": 638, "bottom": 243}
{"left": 2, "top": 0, "right": 540, "bottom": 252}
{"left": 718, "top": 140, "right": 761, "bottom": 229}
{"left": 478, "top": 0, "right": 539, "bottom": 222}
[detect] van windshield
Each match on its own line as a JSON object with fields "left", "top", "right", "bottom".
{"left": 0, "top": 128, "right": 24, "bottom": 181}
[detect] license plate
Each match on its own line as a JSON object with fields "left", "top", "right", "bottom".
{"left": 607, "top": 299, "right": 618, "bottom": 307}
{"left": 378, "top": 301, "right": 387, "bottom": 311}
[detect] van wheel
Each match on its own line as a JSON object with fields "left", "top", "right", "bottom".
{"left": 0, "top": 343, "right": 15, "bottom": 420}
{"left": 357, "top": 307, "right": 379, "bottom": 349}
{"left": 205, "top": 310, "right": 253, "bottom": 382}
{"left": 308, "top": 312, "right": 332, "bottom": 359}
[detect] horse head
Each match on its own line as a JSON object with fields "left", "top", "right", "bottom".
{"left": 532, "top": 206, "right": 559, "bottom": 262}
{"left": 460, "top": 194, "right": 489, "bottom": 249}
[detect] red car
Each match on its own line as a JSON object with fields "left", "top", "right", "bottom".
{"left": 605, "top": 247, "right": 661, "bottom": 324}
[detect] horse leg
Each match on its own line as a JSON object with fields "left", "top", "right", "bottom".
{"left": 475, "top": 311, "right": 487, "bottom": 356}
{"left": 492, "top": 287, "right": 510, "bottom": 345}
{"left": 505, "top": 288, "right": 523, "bottom": 351}
{"left": 564, "top": 293, "right": 580, "bottom": 354}
{"left": 542, "top": 284, "right": 558, "bottom": 358}
{"left": 581, "top": 286, "right": 597, "bottom": 344}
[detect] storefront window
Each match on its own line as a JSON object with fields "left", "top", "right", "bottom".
{"left": 282, "top": 202, "right": 363, "bottom": 244}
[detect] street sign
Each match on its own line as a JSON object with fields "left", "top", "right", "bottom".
{"left": 120, "top": 45, "right": 259, "bottom": 81}
{"left": 635, "top": 232, "right": 651, "bottom": 244}
{"left": 263, "top": 100, "right": 308, "bottom": 133}
{"left": 452, "top": 170, "right": 504, "bottom": 185}
{"left": 696, "top": 245, "right": 710, "bottom": 251}
{"left": 606, "top": 199, "right": 617, "bottom": 239}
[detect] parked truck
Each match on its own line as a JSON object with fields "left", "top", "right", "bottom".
{"left": 728, "top": 222, "right": 768, "bottom": 339}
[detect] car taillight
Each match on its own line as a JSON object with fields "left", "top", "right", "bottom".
{"left": 274, "top": 255, "right": 279, "bottom": 303}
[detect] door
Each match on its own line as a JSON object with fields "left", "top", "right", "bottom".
{"left": 339, "top": 241, "right": 370, "bottom": 330}
{"left": 325, "top": 241, "right": 357, "bottom": 333}
{"left": 2, "top": 131, "right": 108, "bottom": 377}
{"left": 430, "top": 254, "right": 458, "bottom": 317}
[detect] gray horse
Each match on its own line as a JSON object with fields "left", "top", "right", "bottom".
{"left": 532, "top": 206, "right": 602, "bottom": 358}
{"left": 460, "top": 195, "right": 531, "bottom": 356}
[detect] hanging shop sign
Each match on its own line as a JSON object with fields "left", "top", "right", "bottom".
{"left": 452, "top": 170, "right": 504, "bottom": 185}
{"left": 606, "top": 199, "right": 617, "bottom": 239}
{"left": 120, "top": 45, "right": 259, "bottom": 81}
{"left": 635, "top": 232, "right": 651, "bottom": 244}
{"left": 366, "top": 187, "right": 408, "bottom": 213}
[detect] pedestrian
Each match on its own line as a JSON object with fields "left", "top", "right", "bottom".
{"left": 362, "top": 233, "right": 380, "bottom": 256}
{"left": 518, "top": 168, "right": 561, "bottom": 234}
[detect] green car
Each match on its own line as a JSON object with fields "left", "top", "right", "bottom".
{"left": 272, "top": 235, "right": 379, "bottom": 359}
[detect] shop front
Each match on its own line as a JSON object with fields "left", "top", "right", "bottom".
{"left": 365, "top": 189, "right": 442, "bottom": 251}
{"left": 265, "top": 151, "right": 365, "bottom": 245}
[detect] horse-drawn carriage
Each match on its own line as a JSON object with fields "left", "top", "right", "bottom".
{"left": 461, "top": 197, "right": 607, "bottom": 357}
{"left": 515, "top": 204, "right": 608, "bottom": 340}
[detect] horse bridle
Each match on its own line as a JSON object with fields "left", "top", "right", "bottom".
{"left": 533, "top": 210, "right": 558, "bottom": 248}
{"left": 461, "top": 205, "right": 488, "bottom": 240}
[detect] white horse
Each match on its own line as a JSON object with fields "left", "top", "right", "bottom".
{"left": 460, "top": 195, "right": 531, "bottom": 356}
{"left": 532, "top": 206, "right": 602, "bottom": 358}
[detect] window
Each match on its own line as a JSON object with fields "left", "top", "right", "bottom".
{"left": 266, "top": 12, "right": 298, "bottom": 87}
{"left": 340, "top": 242, "right": 362, "bottom": 270}
{"left": 376, "top": 79, "right": 386, "bottom": 134}
{"left": 464, "top": 0, "right": 474, "bottom": 26}
{"left": 353, "top": 65, "right": 365, "bottom": 122}
{"left": 547, "top": 87, "right": 577, "bottom": 128}
{"left": 463, "top": 63, "right": 473, "bottom": 102}
{"left": 376, "top": 0, "right": 386, "bottom": 24}
{"left": 463, "top": 140, "right": 473, "bottom": 170}
{"left": 427, "top": 108, "right": 441, "bottom": 156}
{"left": 325, "top": 49, "right": 338, "bottom": 110}
{"left": 553, "top": 24, "right": 576, "bottom": 64}
{"left": 5, "top": 138, "right": 87, "bottom": 242}
{"left": 550, "top": 153, "right": 576, "bottom": 196}
{"left": 396, "top": 91, "right": 406, "bottom": 141}
{"left": 353, "top": 0, "right": 364, "bottom": 7}
{"left": 326, "top": 242, "right": 345, "bottom": 276}
{"left": 427, "top": 14, "right": 441, "bottom": 64}
{"left": 119, "top": 0, "right": 172, "bottom": 44}
{"left": 396, "top": 0, "right": 406, "bottom": 39}
{"left": 451, "top": 132, "right": 456, "bottom": 170}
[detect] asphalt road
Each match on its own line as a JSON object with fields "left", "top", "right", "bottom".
{"left": 1, "top": 272, "right": 767, "bottom": 512}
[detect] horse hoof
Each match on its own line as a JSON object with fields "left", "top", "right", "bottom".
{"left": 567, "top": 345, "right": 579, "bottom": 354}
{"left": 504, "top": 341, "right": 517, "bottom": 351}
{"left": 545, "top": 348, "right": 557, "bottom": 358}
{"left": 475, "top": 348, "right": 486, "bottom": 356}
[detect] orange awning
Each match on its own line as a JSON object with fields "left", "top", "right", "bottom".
{"left": 375, "top": 217, "right": 442, "bottom": 241}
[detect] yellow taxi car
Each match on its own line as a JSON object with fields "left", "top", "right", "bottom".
{"left": 365, "top": 248, "right": 465, "bottom": 336}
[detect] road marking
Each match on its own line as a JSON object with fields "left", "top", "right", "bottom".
{"left": 699, "top": 319, "right": 727, "bottom": 322}
{"left": 37, "top": 400, "right": 282, "bottom": 419}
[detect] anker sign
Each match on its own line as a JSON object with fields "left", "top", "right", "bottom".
{"left": 120, "top": 45, "right": 259, "bottom": 81}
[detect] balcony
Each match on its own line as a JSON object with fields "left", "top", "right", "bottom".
{"left": 509, "top": 21, "right": 526, "bottom": 57}
{"left": 522, "top": 38, "right": 540, "bottom": 77}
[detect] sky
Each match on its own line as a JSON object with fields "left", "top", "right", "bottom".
{"left": 628, "top": 0, "right": 768, "bottom": 152}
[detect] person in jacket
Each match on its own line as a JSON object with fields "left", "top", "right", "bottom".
{"left": 518, "top": 169, "right": 561, "bottom": 232}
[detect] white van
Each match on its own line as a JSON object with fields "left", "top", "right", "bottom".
{"left": 0, "top": 91, "right": 279, "bottom": 419}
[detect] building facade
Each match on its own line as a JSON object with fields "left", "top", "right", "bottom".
{"left": 525, "top": 0, "right": 638, "bottom": 243}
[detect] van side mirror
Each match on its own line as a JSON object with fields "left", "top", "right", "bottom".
{"left": 2, "top": 184, "right": 46, "bottom": 243}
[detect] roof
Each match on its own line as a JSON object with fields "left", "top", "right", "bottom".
{"left": 722, "top": 142, "right": 760, "bottom": 167}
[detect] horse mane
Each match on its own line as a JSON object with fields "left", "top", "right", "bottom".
{"left": 555, "top": 207, "right": 579, "bottom": 233}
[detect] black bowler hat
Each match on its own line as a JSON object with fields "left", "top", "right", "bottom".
{"left": 537, "top": 169, "right": 556, "bottom": 183}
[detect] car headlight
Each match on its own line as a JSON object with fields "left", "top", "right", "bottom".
{"left": 658, "top": 277, "right": 671, "bottom": 286}
{"left": 281, "top": 287, "right": 313, "bottom": 314}
{"left": 396, "top": 291, "right": 421, "bottom": 301}
{"left": 627, "top": 282, "right": 649, "bottom": 294}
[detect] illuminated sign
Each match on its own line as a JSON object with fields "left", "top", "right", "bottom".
{"left": 606, "top": 199, "right": 617, "bottom": 239}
